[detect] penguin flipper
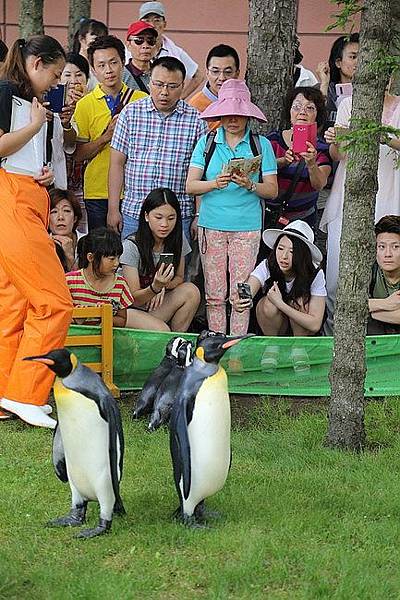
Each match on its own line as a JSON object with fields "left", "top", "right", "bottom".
{"left": 52, "top": 423, "right": 68, "bottom": 483}
{"left": 106, "top": 400, "right": 125, "bottom": 513}
{"left": 170, "top": 392, "right": 197, "bottom": 501}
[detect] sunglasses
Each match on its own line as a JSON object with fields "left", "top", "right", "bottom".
{"left": 130, "top": 36, "right": 157, "bottom": 46}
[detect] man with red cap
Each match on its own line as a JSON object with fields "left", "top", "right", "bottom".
{"left": 123, "top": 21, "right": 158, "bottom": 94}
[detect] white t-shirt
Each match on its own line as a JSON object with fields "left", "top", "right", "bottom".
{"left": 125, "top": 36, "right": 198, "bottom": 80}
{"left": 251, "top": 260, "right": 327, "bottom": 296}
{"left": 295, "top": 65, "right": 319, "bottom": 88}
{"left": 158, "top": 36, "right": 198, "bottom": 79}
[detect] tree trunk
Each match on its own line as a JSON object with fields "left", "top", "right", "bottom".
{"left": 327, "top": 0, "right": 393, "bottom": 451}
{"left": 247, "top": 0, "right": 297, "bottom": 133}
{"left": 20, "top": 0, "right": 44, "bottom": 38}
{"left": 68, "top": 0, "right": 91, "bottom": 50}
{"left": 389, "top": 0, "right": 400, "bottom": 94}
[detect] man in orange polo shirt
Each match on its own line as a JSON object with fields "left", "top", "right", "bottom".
{"left": 189, "top": 44, "right": 240, "bottom": 130}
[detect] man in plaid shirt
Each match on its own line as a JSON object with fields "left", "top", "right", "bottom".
{"left": 108, "top": 56, "right": 207, "bottom": 242}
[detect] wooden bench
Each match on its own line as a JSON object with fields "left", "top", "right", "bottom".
{"left": 65, "top": 304, "right": 120, "bottom": 398}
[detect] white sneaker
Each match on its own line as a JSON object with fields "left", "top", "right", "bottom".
{"left": 0, "top": 398, "right": 57, "bottom": 429}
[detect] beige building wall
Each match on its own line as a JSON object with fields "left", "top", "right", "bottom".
{"left": 0, "top": 0, "right": 356, "bottom": 75}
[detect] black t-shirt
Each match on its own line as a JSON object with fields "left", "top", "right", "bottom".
{"left": 0, "top": 80, "right": 20, "bottom": 134}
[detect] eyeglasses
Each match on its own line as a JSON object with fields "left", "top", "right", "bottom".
{"left": 130, "top": 36, "right": 157, "bottom": 46}
{"left": 291, "top": 102, "right": 317, "bottom": 114}
{"left": 207, "top": 67, "right": 236, "bottom": 77}
{"left": 150, "top": 80, "right": 183, "bottom": 90}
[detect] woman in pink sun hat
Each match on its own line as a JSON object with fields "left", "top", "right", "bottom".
{"left": 186, "top": 79, "right": 278, "bottom": 335}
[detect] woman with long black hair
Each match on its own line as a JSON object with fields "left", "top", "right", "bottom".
{"left": 233, "top": 220, "right": 326, "bottom": 336}
{"left": 120, "top": 187, "right": 200, "bottom": 332}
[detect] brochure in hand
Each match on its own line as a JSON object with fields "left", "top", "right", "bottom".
{"left": 222, "top": 154, "right": 262, "bottom": 177}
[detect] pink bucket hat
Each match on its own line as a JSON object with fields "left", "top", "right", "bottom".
{"left": 200, "top": 79, "right": 267, "bottom": 122}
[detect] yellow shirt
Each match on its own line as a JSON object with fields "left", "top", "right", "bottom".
{"left": 73, "top": 83, "right": 147, "bottom": 199}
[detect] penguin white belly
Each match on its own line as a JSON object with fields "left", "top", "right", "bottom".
{"left": 56, "top": 392, "right": 115, "bottom": 504}
{"left": 182, "top": 368, "right": 231, "bottom": 515}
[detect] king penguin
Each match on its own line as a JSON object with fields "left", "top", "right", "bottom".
{"left": 24, "top": 348, "right": 125, "bottom": 539}
{"left": 169, "top": 331, "right": 252, "bottom": 526}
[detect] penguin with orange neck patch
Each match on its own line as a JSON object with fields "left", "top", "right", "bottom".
{"left": 169, "top": 331, "right": 252, "bottom": 526}
{"left": 24, "top": 348, "right": 125, "bottom": 539}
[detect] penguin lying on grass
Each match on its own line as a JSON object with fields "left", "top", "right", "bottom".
{"left": 169, "top": 331, "right": 252, "bottom": 527}
{"left": 148, "top": 340, "right": 193, "bottom": 432}
{"left": 24, "top": 349, "right": 125, "bottom": 539}
{"left": 133, "top": 336, "right": 186, "bottom": 419}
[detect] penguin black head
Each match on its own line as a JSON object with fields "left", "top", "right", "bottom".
{"left": 24, "top": 348, "right": 78, "bottom": 378}
{"left": 177, "top": 341, "right": 193, "bottom": 367}
{"left": 165, "top": 336, "right": 186, "bottom": 359}
{"left": 195, "top": 331, "right": 253, "bottom": 364}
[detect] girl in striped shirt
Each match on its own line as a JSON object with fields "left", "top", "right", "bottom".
{"left": 66, "top": 227, "right": 134, "bottom": 326}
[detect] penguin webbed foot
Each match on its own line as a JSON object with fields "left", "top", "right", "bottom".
{"left": 182, "top": 513, "right": 208, "bottom": 529}
{"left": 46, "top": 505, "right": 87, "bottom": 528}
{"left": 172, "top": 507, "right": 208, "bottom": 529}
{"left": 75, "top": 518, "right": 112, "bottom": 539}
{"left": 194, "top": 501, "right": 222, "bottom": 523}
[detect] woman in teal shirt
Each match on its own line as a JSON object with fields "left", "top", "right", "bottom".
{"left": 186, "top": 79, "right": 277, "bottom": 334}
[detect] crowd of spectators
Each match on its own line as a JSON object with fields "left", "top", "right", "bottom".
{"left": 3, "top": 1, "right": 400, "bottom": 345}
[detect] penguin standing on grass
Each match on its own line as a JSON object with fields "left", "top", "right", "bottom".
{"left": 169, "top": 331, "right": 252, "bottom": 526}
{"left": 133, "top": 336, "right": 186, "bottom": 419}
{"left": 24, "top": 348, "right": 125, "bottom": 539}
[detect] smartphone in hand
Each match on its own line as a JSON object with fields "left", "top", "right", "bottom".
{"left": 292, "top": 122, "right": 317, "bottom": 155}
{"left": 237, "top": 282, "right": 252, "bottom": 300}
{"left": 159, "top": 253, "right": 174, "bottom": 266}
{"left": 44, "top": 84, "right": 67, "bottom": 113}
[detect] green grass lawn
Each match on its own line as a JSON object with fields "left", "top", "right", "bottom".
{"left": 2, "top": 397, "right": 400, "bottom": 600}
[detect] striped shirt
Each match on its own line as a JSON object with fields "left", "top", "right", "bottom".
{"left": 66, "top": 269, "right": 134, "bottom": 325}
{"left": 266, "top": 130, "right": 331, "bottom": 214}
{"left": 110, "top": 96, "right": 208, "bottom": 220}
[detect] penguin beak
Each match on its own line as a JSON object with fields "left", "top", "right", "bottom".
{"left": 222, "top": 334, "right": 255, "bottom": 350}
{"left": 23, "top": 355, "right": 55, "bottom": 366}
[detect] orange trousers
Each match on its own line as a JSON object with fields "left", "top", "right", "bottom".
{"left": 0, "top": 170, "right": 73, "bottom": 405}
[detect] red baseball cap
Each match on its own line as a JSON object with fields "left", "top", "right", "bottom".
{"left": 126, "top": 20, "right": 157, "bottom": 39}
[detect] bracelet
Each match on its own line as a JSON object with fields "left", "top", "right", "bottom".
{"left": 62, "top": 123, "right": 73, "bottom": 131}
{"left": 149, "top": 282, "right": 160, "bottom": 294}
{"left": 194, "top": 212, "right": 199, "bottom": 217}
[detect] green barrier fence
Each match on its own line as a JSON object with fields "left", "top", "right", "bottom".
{"left": 66, "top": 326, "right": 400, "bottom": 397}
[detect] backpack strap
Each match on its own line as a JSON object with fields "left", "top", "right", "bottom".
{"left": 129, "top": 73, "right": 150, "bottom": 95}
{"left": 202, "top": 129, "right": 217, "bottom": 180}
{"left": 202, "top": 129, "right": 262, "bottom": 182}
{"left": 369, "top": 261, "right": 379, "bottom": 297}
{"left": 249, "top": 131, "right": 263, "bottom": 182}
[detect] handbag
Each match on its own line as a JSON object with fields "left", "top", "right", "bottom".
{"left": 264, "top": 158, "right": 305, "bottom": 229}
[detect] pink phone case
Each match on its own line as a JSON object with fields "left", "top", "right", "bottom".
{"left": 292, "top": 122, "right": 317, "bottom": 154}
